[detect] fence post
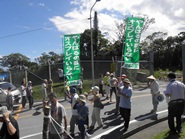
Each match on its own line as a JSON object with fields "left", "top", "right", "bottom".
{"left": 42, "top": 103, "right": 50, "bottom": 139}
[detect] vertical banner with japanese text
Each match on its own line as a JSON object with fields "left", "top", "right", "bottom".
{"left": 123, "top": 17, "right": 144, "bottom": 69}
{"left": 64, "top": 34, "right": 81, "bottom": 86}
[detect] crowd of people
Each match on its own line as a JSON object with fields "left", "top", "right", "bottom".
{"left": 0, "top": 72, "right": 185, "bottom": 139}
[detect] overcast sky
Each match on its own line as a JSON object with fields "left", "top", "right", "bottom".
{"left": 0, "top": 0, "right": 184, "bottom": 61}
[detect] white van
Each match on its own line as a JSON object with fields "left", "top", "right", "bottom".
{"left": 0, "top": 81, "right": 22, "bottom": 106}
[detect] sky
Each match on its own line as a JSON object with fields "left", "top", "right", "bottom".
{"left": 0, "top": 0, "right": 185, "bottom": 62}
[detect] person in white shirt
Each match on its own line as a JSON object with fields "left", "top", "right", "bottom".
{"left": 147, "top": 75, "right": 160, "bottom": 113}
{"left": 20, "top": 81, "right": 27, "bottom": 108}
{"left": 66, "top": 87, "right": 79, "bottom": 138}
{"left": 42, "top": 79, "right": 48, "bottom": 102}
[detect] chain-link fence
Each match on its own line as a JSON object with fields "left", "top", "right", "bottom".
{"left": 1, "top": 60, "right": 151, "bottom": 88}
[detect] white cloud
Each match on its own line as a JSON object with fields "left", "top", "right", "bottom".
{"left": 38, "top": 3, "right": 45, "bottom": 7}
{"left": 49, "top": 0, "right": 185, "bottom": 41}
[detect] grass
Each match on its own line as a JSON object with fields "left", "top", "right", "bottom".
{"left": 152, "top": 121, "right": 185, "bottom": 139}
{"left": 32, "top": 79, "right": 93, "bottom": 101}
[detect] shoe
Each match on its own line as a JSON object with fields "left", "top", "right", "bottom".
{"left": 98, "top": 124, "right": 103, "bottom": 128}
{"left": 86, "top": 132, "right": 91, "bottom": 138}
{"left": 169, "top": 130, "right": 177, "bottom": 135}
{"left": 115, "top": 112, "right": 118, "bottom": 115}
{"left": 89, "top": 126, "right": 94, "bottom": 130}
{"left": 176, "top": 129, "right": 182, "bottom": 133}
{"left": 70, "top": 133, "right": 75, "bottom": 138}
{"left": 123, "top": 128, "right": 128, "bottom": 132}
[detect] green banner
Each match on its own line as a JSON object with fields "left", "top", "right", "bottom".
{"left": 123, "top": 17, "right": 144, "bottom": 69}
{"left": 64, "top": 34, "right": 81, "bottom": 86}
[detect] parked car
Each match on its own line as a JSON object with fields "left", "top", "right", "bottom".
{"left": 0, "top": 81, "right": 22, "bottom": 106}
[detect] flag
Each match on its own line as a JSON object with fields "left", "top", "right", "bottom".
{"left": 64, "top": 34, "right": 81, "bottom": 86}
{"left": 123, "top": 17, "right": 144, "bottom": 69}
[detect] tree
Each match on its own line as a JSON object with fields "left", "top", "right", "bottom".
{"left": 0, "top": 53, "right": 30, "bottom": 69}
{"left": 35, "top": 52, "right": 63, "bottom": 65}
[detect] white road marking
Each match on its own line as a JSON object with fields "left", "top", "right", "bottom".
{"left": 20, "top": 110, "right": 168, "bottom": 139}
{"left": 92, "top": 110, "right": 168, "bottom": 139}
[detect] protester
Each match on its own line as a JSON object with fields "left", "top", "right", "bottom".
{"left": 103, "top": 71, "right": 110, "bottom": 99}
{"left": 118, "top": 78, "right": 132, "bottom": 132}
{"left": 66, "top": 87, "right": 79, "bottom": 138}
{"left": 48, "top": 92, "right": 68, "bottom": 139}
{"left": 109, "top": 73, "right": 118, "bottom": 102}
{"left": 89, "top": 86, "right": 103, "bottom": 131}
{"left": 115, "top": 74, "right": 127, "bottom": 115}
{"left": 147, "top": 75, "right": 160, "bottom": 114}
{"left": 76, "top": 95, "right": 91, "bottom": 139}
{"left": 163, "top": 72, "right": 185, "bottom": 134}
{"left": 98, "top": 74, "right": 104, "bottom": 97}
{"left": 20, "top": 81, "right": 27, "bottom": 108}
{"left": 27, "top": 81, "right": 34, "bottom": 110}
{"left": 0, "top": 106, "right": 19, "bottom": 139}
{"left": 48, "top": 79, "right": 53, "bottom": 93}
{"left": 58, "top": 68, "right": 64, "bottom": 83}
{"left": 6, "top": 87, "right": 13, "bottom": 111}
{"left": 42, "top": 79, "right": 48, "bottom": 102}
{"left": 77, "top": 77, "right": 83, "bottom": 94}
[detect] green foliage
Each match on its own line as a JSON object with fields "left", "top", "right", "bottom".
{"left": 152, "top": 122, "right": 185, "bottom": 139}
{"left": 1, "top": 53, "right": 30, "bottom": 69}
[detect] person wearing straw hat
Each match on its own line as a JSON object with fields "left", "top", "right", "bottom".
{"left": 76, "top": 95, "right": 91, "bottom": 139}
{"left": 147, "top": 75, "right": 160, "bottom": 114}
{"left": 0, "top": 106, "right": 19, "bottom": 139}
{"left": 118, "top": 78, "right": 132, "bottom": 132}
{"left": 48, "top": 92, "right": 68, "bottom": 139}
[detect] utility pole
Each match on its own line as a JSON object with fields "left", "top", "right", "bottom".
{"left": 90, "top": 0, "right": 101, "bottom": 86}
{"left": 182, "top": 40, "right": 185, "bottom": 84}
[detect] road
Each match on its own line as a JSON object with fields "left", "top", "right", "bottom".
{"left": 6, "top": 80, "right": 169, "bottom": 139}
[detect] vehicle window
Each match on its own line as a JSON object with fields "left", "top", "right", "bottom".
{"left": 0, "top": 83, "right": 16, "bottom": 90}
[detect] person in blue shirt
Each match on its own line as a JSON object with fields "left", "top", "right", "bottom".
{"left": 118, "top": 78, "right": 132, "bottom": 132}
{"left": 76, "top": 95, "right": 91, "bottom": 139}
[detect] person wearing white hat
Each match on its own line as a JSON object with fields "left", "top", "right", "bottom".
{"left": 0, "top": 106, "right": 19, "bottom": 138}
{"left": 118, "top": 78, "right": 132, "bottom": 132}
{"left": 147, "top": 75, "right": 160, "bottom": 114}
{"left": 89, "top": 86, "right": 103, "bottom": 131}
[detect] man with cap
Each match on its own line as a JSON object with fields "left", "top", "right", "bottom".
{"left": 103, "top": 71, "right": 110, "bottom": 99}
{"left": 147, "top": 75, "right": 160, "bottom": 114}
{"left": 164, "top": 72, "right": 185, "bottom": 134}
{"left": 0, "top": 106, "right": 19, "bottom": 139}
{"left": 118, "top": 78, "right": 132, "bottom": 132}
{"left": 66, "top": 87, "right": 79, "bottom": 138}
{"left": 48, "top": 92, "right": 68, "bottom": 139}
{"left": 76, "top": 95, "right": 91, "bottom": 139}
